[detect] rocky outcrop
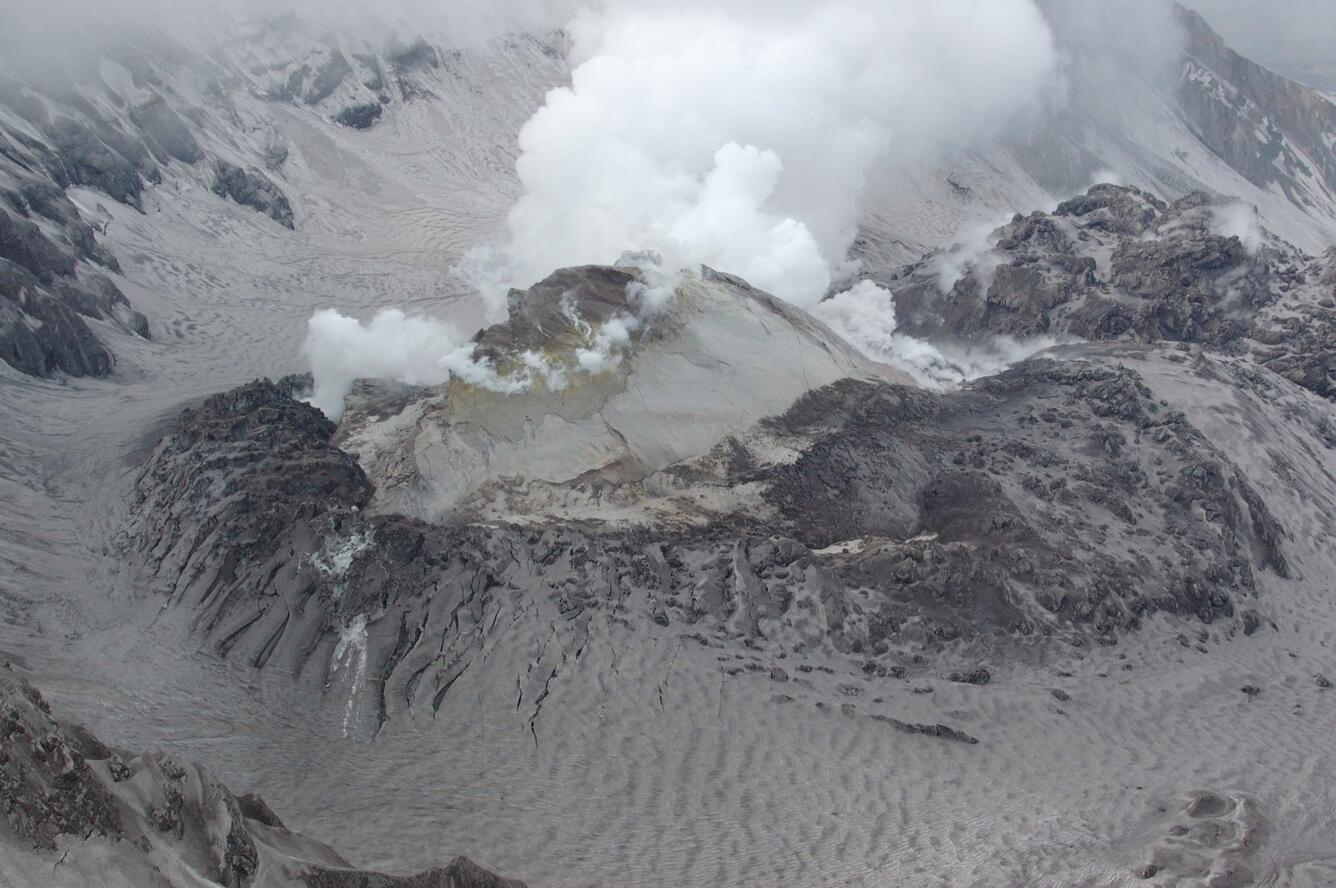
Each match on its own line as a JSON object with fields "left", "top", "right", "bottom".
{"left": 0, "top": 204, "right": 147, "bottom": 377}
{"left": 212, "top": 161, "right": 296, "bottom": 229}
{"left": 0, "top": 663, "right": 523, "bottom": 888}
{"left": 307, "top": 51, "right": 354, "bottom": 106}
{"left": 1, "top": 263, "right": 113, "bottom": 376}
{"left": 131, "top": 378, "right": 372, "bottom": 595}
{"left": 44, "top": 117, "right": 152, "bottom": 209}
{"left": 877, "top": 184, "right": 1336, "bottom": 403}
{"left": 335, "top": 102, "right": 384, "bottom": 130}
{"left": 0, "top": 72, "right": 162, "bottom": 377}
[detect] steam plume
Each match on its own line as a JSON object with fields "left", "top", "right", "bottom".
{"left": 475, "top": 0, "right": 1061, "bottom": 309}
{"left": 306, "top": 1, "right": 1070, "bottom": 416}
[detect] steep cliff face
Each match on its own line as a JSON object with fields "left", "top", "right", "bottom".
{"left": 1175, "top": 4, "right": 1336, "bottom": 209}
{"left": 0, "top": 184, "right": 147, "bottom": 376}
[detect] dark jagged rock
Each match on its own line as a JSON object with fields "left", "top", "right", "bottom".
{"left": 875, "top": 184, "right": 1336, "bottom": 403}
{"left": 868, "top": 715, "right": 980, "bottom": 745}
{"left": 3, "top": 176, "right": 119, "bottom": 271}
{"left": 0, "top": 200, "right": 147, "bottom": 377}
{"left": 303, "top": 857, "right": 527, "bottom": 888}
{"left": 479, "top": 264, "right": 639, "bottom": 357}
{"left": 0, "top": 262, "right": 115, "bottom": 377}
{"left": 0, "top": 668, "right": 123, "bottom": 850}
{"left": 212, "top": 161, "right": 296, "bottom": 229}
{"left": 46, "top": 117, "right": 146, "bottom": 208}
{"left": 948, "top": 668, "right": 992, "bottom": 686}
{"left": 0, "top": 664, "right": 521, "bottom": 887}
{"left": 335, "top": 102, "right": 384, "bottom": 130}
{"left": 0, "top": 204, "right": 77, "bottom": 280}
{"left": 64, "top": 219, "right": 121, "bottom": 272}
{"left": 131, "top": 379, "right": 372, "bottom": 589}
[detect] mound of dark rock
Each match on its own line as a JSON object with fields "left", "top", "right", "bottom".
{"left": 132, "top": 379, "right": 371, "bottom": 595}
{"left": 0, "top": 90, "right": 159, "bottom": 377}
{"left": 335, "top": 102, "right": 384, "bottom": 130}
{"left": 876, "top": 184, "right": 1336, "bottom": 403}
{"left": 212, "top": 161, "right": 296, "bottom": 229}
{"left": 131, "top": 95, "right": 204, "bottom": 165}
{"left": 307, "top": 51, "right": 354, "bottom": 105}
{"left": 45, "top": 117, "right": 153, "bottom": 209}
{"left": 127, "top": 351, "right": 1291, "bottom": 732}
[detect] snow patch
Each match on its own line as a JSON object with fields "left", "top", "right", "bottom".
{"left": 309, "top": 529, "right": 375, "bottom": 601}
{"left": 331, "top": 614, "right": 369, "bottom": 739}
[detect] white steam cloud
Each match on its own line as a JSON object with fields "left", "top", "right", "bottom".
{"left": 474, "top": 0, "right": 1061, "bottom": 310}
{"left": 308, "top": 0, "right": 1189, "bottom": 418}
{"left": 813, "top": 281, "right": 1060, "bottom": 389}
{"left": 302, "top": 292, "right": 647, "bottom": 420}
{"left": 306, "top": 0, "right": 1069, "bottom": 418}
{"left": 935, "top": 214, "right": 1014, "bottom": 293}
{"left": 1210, "top": 200, "right": 1267, "bottom": 255}
{"left": 303, "top": 309, "right": 530, "bottom": 421}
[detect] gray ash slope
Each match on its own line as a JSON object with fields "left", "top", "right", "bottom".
{"left": 0, "top": 12, "right": 560, "bottom": 381}
{"left": 0, "top": 663, "right": 523, "bottom": 888}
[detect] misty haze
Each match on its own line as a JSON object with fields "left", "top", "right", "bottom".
{"left": 1, "top": 1, "right": 1335, "bottom": 886}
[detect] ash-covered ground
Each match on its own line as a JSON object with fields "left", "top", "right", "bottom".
{"left": 2, "top": 4, "right": 1336, "bottom": 888}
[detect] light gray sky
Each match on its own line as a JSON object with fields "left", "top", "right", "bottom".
{"left": 1188, "top": 0, "right": 1336, "bottom": 91}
